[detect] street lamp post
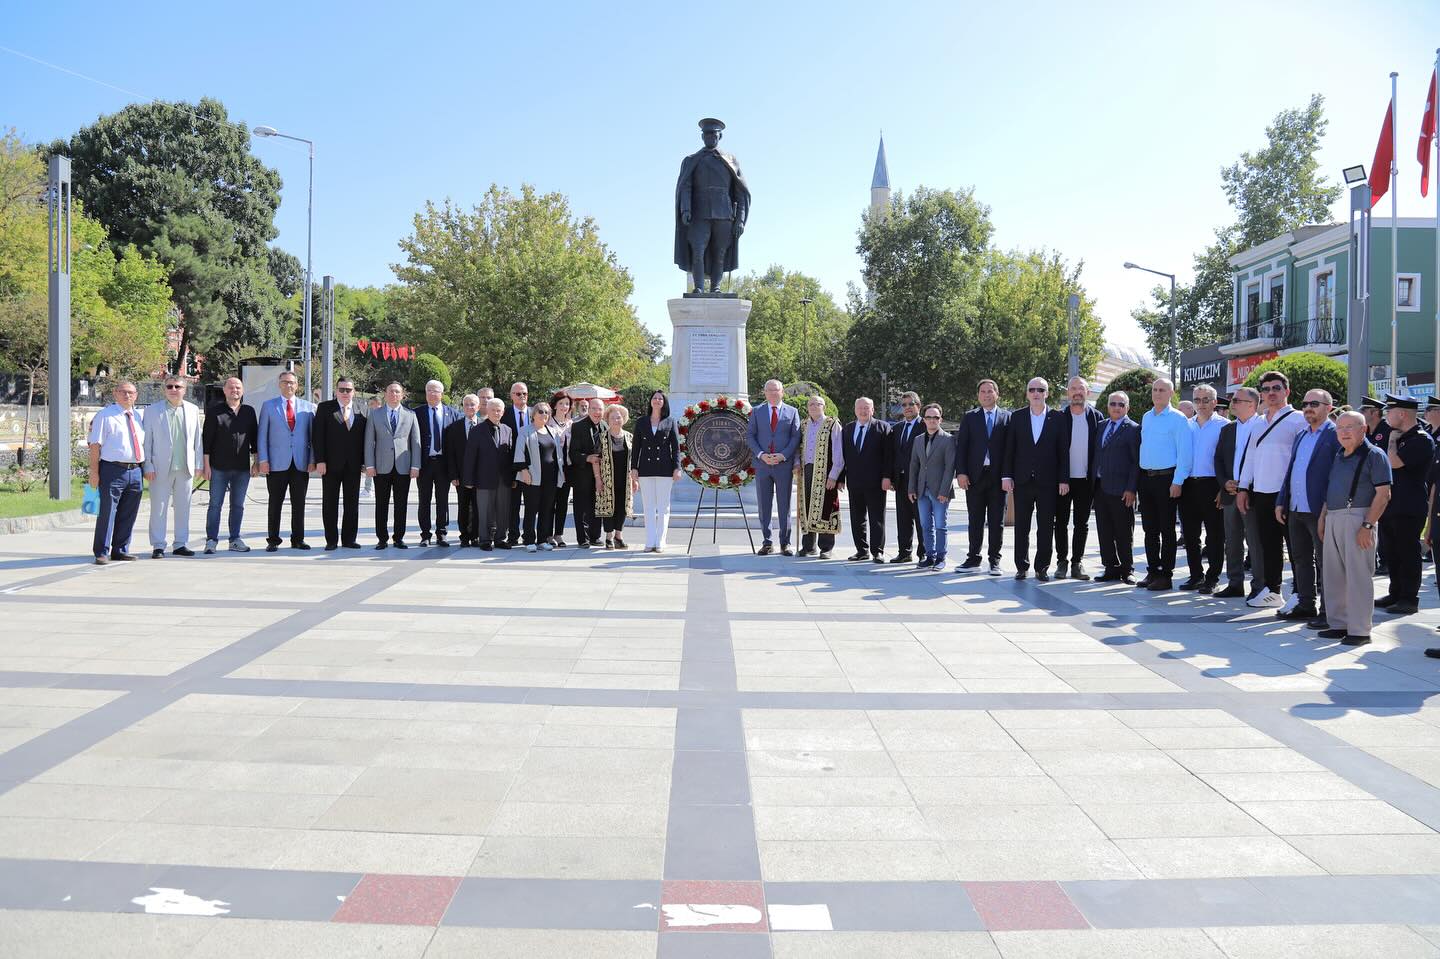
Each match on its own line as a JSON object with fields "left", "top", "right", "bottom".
{"left": 1125, "top": 262, "right": 1177, "bottom": 386}
{"left": 253, "top": 125, "right": 315, "bottom": 400}
{"left": 799, "top": 296, "right": 813, "bottom": 381}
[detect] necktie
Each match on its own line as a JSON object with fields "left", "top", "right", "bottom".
{"left": 769, "top": 405, "right": 778, "bottom": 453}
{"left": 286, "top": 397, "right": 295, "bottom": 431}
{"left": 125, "top": 411, "right": 141, "bottom": 462}
{"left": 986, "top": 410, "right": 993, "bottom": 437}
{"left": 389, "top": 409, "right": 397, "bottom": 434}
{"left": 1103, "top": 421, "right": 1116, "bottom": 447}
{"left": 433, "top": 407, "right": 441, "bottom": 453}
{"left": 902, "top": 421, "right": 912, "bottom": 445}
{"left": 343, "top": 406, "right": 350, "bottom": 428}
{"left": 925, "top": 432, "right": 934, "bottom": 452}
{"left": 465, "top": 419, "right": 472, "bottom": 437}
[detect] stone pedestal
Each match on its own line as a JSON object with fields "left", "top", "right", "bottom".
{"left": 667, "top": 296, "right": 751, "bottom": 413}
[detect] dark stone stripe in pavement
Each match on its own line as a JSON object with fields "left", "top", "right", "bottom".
{"left": 766, "top": 881, "right": 983, "bottom": 931}
{"left": 443, "top": 877, "right": 660, "bottom": 929}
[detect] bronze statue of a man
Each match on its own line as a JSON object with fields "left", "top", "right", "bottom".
{"left": 674, "top": 118, "right": 750, "bottom": 294}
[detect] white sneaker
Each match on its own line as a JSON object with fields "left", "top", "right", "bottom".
{"left": 539, "top": 542, "right": 554, "bottom": 551}
{"left": 526, "top": 543, "right": 537, "bottom": 552}
{"left": 204, "top": 540, "right": 217, "bottom": 554}
{"left": 1247, "top": 587, "right": 1284, "bottom": 608}
{"left": 229, "top": 539, "right": 251, "bottom": 553}
{"left": 989, "top": 560, "right": 1003, "bottom": 576}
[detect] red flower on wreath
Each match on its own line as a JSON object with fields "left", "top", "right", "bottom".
{"left": 728, "top": 473, "right": 741, "bottom": 484}
{"left": 681, "top": 455, "right": 692, "bottom": 467}
{"left": 678, "top": 425, "right": 688, "bottom": 435}
{"left": 717, "top": 397, "right": 728, "bottom": 408}
{"left": 746, "top": 465, "right": 756, "bottom": 476}
{"left": 698, "top": 400, "right": 711, "bottom": 411}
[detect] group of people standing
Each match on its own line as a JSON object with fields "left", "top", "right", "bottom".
{"left": 88, "top": 373, "right": 685, "bottom": 563}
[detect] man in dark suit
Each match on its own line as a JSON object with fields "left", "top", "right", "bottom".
{"left": 954, "top": 379, "right": 1010, "bottom": 576}
{"left": 1092, "top": 391, "right": 1140, "bottom": 582}
{"left": 499, "top": 382, "right": 533, "bottom": 546}
{"left": 1053, "top": 376, "right": 1105, "bottom": 579}
{"left": 464, "top": 398, "right": 516, "bottom": 550}
{"left": 414, "top": 379, "right": 460, "bottom": 546}
{"left": 885, "top": 391, "right": 925, "bottom": 563}
{"left": 312, "top": 378, "right": 367, "bottom": 550}
{"left": 569, "top": 400, "right": 607, "bottom": 548}
{"left": 1213, "top": 386, "right": 1262, "bottom": 598}
{"left": 445, "top": 394, "right": 482, "bottom": 546}
{"left": 839, "top": 397, "right": 892, "bottom": 562}
{"left": 1002, "top": 376, "right": 1071, "bottom": 581}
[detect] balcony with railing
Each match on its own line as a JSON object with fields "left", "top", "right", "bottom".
{"left": 1220, "top": 313, "right": 1282, "bottom": 355}
{"left": 1280, "top": 313, "right": 1345, "bottom": 351}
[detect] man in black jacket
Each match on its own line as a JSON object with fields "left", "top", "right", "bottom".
{"left": 885, "top": 392, "right": 926, "bottom": 563}
{"left": 1091, "top": 391, "right": 1140, "bottom": 581}
{"left": 568, "top": 401, "right": 607, "bottom": 548}
{"left": 464, "top": 399, "right": 515, "bottom": 550}
{"left": 1053, "top": 376, "right": 1105, "bottom": 579}
{"left": 312, "top": 378, "right": 366, "bottom": 550}
{"left": 445, "top": 394, "right": 482, "bottom": 546}
{"left": 1002, "top": 377, "right": 1071, "bottom": 581}
{"left": 839, "top": 397, "right": 891, "bottom": 562}
{"left": 954, "top": 379, "right": 1011, "bottom": 575}
{"left": 413, "top": 380, "right": 460, "bottom": 547}
{"left": 1213, "top": 386, "right": 1261, "bottom": 598}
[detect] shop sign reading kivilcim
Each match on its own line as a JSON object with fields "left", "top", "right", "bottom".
{"left": 1177, "top": 343, "right": 1226, "bottom": 397}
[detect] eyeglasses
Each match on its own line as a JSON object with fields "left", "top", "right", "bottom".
{"left": 923, "top": 414, "right": 941, "bottom": 420}
{"left": 1260, "top": 384, "right": 1286, "bottom": 393}
{"left": 165, "top": 385, "right": 184, "bottom": 390}
{"left": 512, "top": 390, "right": 528, "bottom": 396}
{"left": 1027, "top": 387, "right": 1047, "bottom": 393}
{"left": 901, "top": 401, "right": 917, "bottom": 407}
{"left": 1107, "top": 401, "right": 1126, "bottom": 407}
{"left": 336, "top": 387, "right": 354, "bottom": 393}
{"left": 1301, "top": 400, "right": 1326, "bottom": 409}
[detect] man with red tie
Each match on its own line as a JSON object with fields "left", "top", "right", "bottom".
{"left": 87, "top": 379, "right": 147, "bottom": 565}
{"left": 257, "top": 370, "right": 317, "bottom": 552}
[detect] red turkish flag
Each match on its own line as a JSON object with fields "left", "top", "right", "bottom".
{"left": 1420, "top": 69, "right": 1437, "bottom": 197}
{"left": 1371, "top": 100, "right": 1394, "bottom": 207}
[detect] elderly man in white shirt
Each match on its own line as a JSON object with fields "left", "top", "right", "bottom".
{"left": 1236, "top": 371, "right": 1308, "bottom": 608}
{"left": 142, "top": 375, "right": 204, "bottom": 558}
{"left": 87, "top": 379, "right": 147, "bottom": 564}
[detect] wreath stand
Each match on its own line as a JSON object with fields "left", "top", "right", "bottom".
{"left": 686, "top": 485, "right": 756, "bottom": 554}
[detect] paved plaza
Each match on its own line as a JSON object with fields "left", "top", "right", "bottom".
{"left": 2, "top": 493, "right": 1440, "bottom": 957}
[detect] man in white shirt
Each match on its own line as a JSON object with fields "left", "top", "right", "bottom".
{"left": 1236, "top": 371, "right": 1308, "bottom": 607}
{"left": 142, "top": 375, "right": 204, "bottom": 558}
{"left": 1178, "top": 384, "right": 1227, "bottom": 592}
{"left": 87, "top": 379, "right": 146, "bottom": 564}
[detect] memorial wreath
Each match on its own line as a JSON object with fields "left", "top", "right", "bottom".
{"left": 676, "top": 395, "right": 757, "bottom": 489}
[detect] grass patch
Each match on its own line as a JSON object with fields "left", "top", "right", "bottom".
{"left": 0, "top": 485, "right": 85, "bottom": 519}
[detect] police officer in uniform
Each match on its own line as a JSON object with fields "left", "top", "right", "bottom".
{"left": 1363, "top": 396, "right": 1393, "bottom": 575}
{"left": 1376, "top": 394, "right": 1433, "bottom": 617}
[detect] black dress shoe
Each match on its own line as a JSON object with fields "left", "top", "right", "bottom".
{"left": 1385, "top": 602, "right": 1419, "bottom": 615}
{"left": 112, "top": 552, "right": 138, "bottom": 562}
{"left": 343, "top": 542, "right": 361, "bottom": 549}
{"left": 797, "top": 547, "right": 815, "bottom": 557}
{"left": 1095, "top": 570, "right": 1120, "bottom": 582}
{"left": 436, "top": 537, "right": 449, "bottom": 547}
{"left": 917, "top": 557, "right": 934, "bottom": 569}
{"left": 292, "top": 542, "right": 311, "bottom": 551}
{"left": 1198, "top": 580, "right": 1218, "bottom": 595}
{"left": 94, "top": 555, "right": 110, "bottom": 565}
{"left": 1178, "top": 576, "right": 1205, "bottom": 591}
{"left": 1305, "top": 618, "right": 1329, "bottom": 630}
{"left": 818, "top": 550, "right": 831, "bottom": 559}
{"left": 1376, "top": 595, "right": 1398, "bottom": 608}
{"left": 375, "top": 542, "right": 388, "bottom": 550}
{"left": 872, "top": 555, "right": 885, "bottom": 564}
{"left": 265, "top": 544, "right": 279, "bottom": 553}
{"left": 394, "top": 541, "right": 409, "bottom": 550}
{"left": 1070, "top": 563, "right": 1090, "bottom": 581}
{"left": 891, "top": 553, "right": 913, "bottom": 564}
{"left": 479, "top": 542, "right": 493, "bottom": 551}
{"left": 324, "top": 544, "right": 338, "bottom": 551}
{"left": 1214, "top": 583, "right": 1245, "bottom": 598}
{"left": 780, "top": 546, "right": 794, "bottom": 556}
{"left": 1425, "top": 648, "right": 1440, "bottom": 659}
{"left": 1146, "top": 578, "right": 1173, "bottom": 591}
{"left": 847, "top": 552, "right": 868, "bottom": 561}
{"left": 174, "top": 546, "right": 195, "bottom": 557}
{"left": 1036, "top": 569, "right": 1051, "bottom": 582}
{"left": 1015, "top": 570, "right": 1028, "bottom": 581}
{"left": 1051, "top": 564, "right": 1068, "bottom": 579}
{"left": 420, "top": 536, "right": 431, "bottom": 546}
{"left": 1120, "top": 574, "right": 1137, "bottom": 584}
{"left": 1342, "top": 634, "right": 1372, "bottom": 646}
{"left": 1318, "top": 628, "right": 1348, "bottom": 639}
{"left": 958, "top": 557, "right": 981, "bottom": 570}
{"left": 1278, "top": 605, "right": 1318, "bottom": 621}
{"left": 495, "top": 542, "right": 511, "bottom": 550}
{"left": 758, "top": 544, "right": 774, "bottom": 556}
{"left": 151, "top": 548, "right": 165, "bottom": 558}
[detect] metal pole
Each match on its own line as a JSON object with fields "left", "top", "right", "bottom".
{"left": 321, "top": 275, "right": 334, "bottom": 401}
{"left": 1348, "top": 182, "right": 1372, "bottom": 409}
{"left": 1066, "top": 293, "right": 1080, "bottom": 380}
{"left": 303, "top": 142, "right": 314, "bottom": 400}
{"left": 1433, "top": 52, "right": 1439, "bottom": 390}
{"left": 1390, "top": 71, "right": 1400, "bottom": 385}
{"left": 47, "top": 156, "right": 72, "bottom": 500}
{"left": 1168, "top": 275, "right": 1177, "bottom": 387}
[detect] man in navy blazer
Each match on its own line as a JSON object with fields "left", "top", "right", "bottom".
{"left": 1002, "top": 376, "right": 1071, "bottom": 580}
{"left": 747, "top": 379, "right": 802, "bottom": 554}
{"left": 413, "top": 379, "right": 461, "bottom": 546}
{"left": 954, "top": 379, "right": 1011, "bottom": 575}
{"left": 256, "top": 369, "right": 316, "bottom": 551}
{"left": 838, "top": 397, "right": 892, "bottom": 562}
{"left": 1053, "top": 376, "right": 1106, "bottom": 579}
{"left": 499, "top": 382, "right": 533, "bottom": 546}
{"left": 1276, "top": 389, "right": 1341, "bottom": 624}
{"left": 1092, "top": 391, "right": 1141, "bottom": 582}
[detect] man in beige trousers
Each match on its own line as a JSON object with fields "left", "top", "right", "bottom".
{"left": 1319, "top": 412, "right": 1392, "bottom": 647}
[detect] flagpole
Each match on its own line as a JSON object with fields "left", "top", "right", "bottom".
{"left": 1391, "top": 71, "right": 1400, "bottom": 386}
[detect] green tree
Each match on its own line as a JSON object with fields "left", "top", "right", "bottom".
{"left": 1101, "top": 367, "right": 1165, "bottom": 419}
{"left": 1133, "top": 95, "right": 1343, "bottom": 368}
{"left": 840, "top": 186, "right": 1102, "bottom": 413}
{"left": 1241, "top": 352, "right": 1347, "bottom": 404}
{"left": 391, "top": 186, "right": 648, "bottom": 391}
{"left": 733, "top": 266, "right": 850, "bottom": 394}
{"left": 47, "top": 97, "right": 284, "bottom": 367}
{"left": 407, "top": 352, "right": 452, "bottom": 398}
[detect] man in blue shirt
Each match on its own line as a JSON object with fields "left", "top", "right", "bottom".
{"left": 1136, "top": 378, "right": 1193, "bottom": 590}
{"left": 1277, "top": 389, "right": 1339, "bottom": 627}
{"left": 1179, "top": 385, "right": 1226, "bottom": 592}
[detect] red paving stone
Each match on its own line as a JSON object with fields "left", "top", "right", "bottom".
{"left": 660, "top": 879, "right": 768, "bottom": 932}
{"left": 331, "top": 873, "right": 461, "bottom": 926}
{"left": 963, "top": 880, "right": 1089, "bottom": 931}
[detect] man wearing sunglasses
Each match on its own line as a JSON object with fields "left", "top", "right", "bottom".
{"left": 1178, "top": 384, "right": 1226, "bottom": 593}
{"left": 1002, "top": 377, "right": 1070, "bottom": 581}
{"left": 954, "top": 379, "right": 1011, "bottom": 575}
{"left": 885, "top": 391, "right": 927, "bottom": 564}
{"left": 1236, "top": 371, "right": 1306, "bottom": 608}
{"left": 1213, "top": 387, "right": 1262, "bottom": 599}
{"left": 1275, "top": 389, "right": 1339, "bottom": 626}
{"left": 141, "top": 375, "right": 204, "bottom": 559}
{"left": 313, "top": 378, "right": 367, "bottom": 550}
{"left": 1092, "top": 391, "right": 1140, "bottom": 583}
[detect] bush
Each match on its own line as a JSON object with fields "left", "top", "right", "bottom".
{"left": 618, "top": 376, "right": 670, "bottom": 423}
{"left": 407, "top": 353, "right": 452, "bottom": 399}
{"left": 1100, "top": 367, "right": 1164, "bottom": 420}
{"left": 1241, "top": 352, "right": 1347, "bottom": 404}
{"left": 782, "top": 388, "right": 837, "bottom": 419}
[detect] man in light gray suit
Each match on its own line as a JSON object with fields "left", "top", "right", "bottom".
{"left": 909, "top": 403, "right": 957, "bottom": 571}
{"left": 364, "top": 382, "right": 422, "bottom": 549}
{"left": 746, "top": 379, "right": 802, "bottom": 555}
{"left": 142, "top": 374, "right": 204, "bottom": 557}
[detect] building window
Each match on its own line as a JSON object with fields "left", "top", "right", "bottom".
{"left": 1244, "top": 282, "right": 1261, "bottom": 338}
{"left": 1398, "top": 273, "right": 1421, "bottom": 313}
{"left": 1268, "top": 274, "right": 1284, "bottom": 333}
{"left": 1314, "top": 271, "right": 1333, "bottom": 317}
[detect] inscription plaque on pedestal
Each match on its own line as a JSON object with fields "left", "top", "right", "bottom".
{"left": 688, "top": 330, "right": 730, "bottom": 385}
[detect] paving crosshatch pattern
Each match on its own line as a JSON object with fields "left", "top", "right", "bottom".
{"left": 2, "top": 496, "right": 1440, "bottom": 956}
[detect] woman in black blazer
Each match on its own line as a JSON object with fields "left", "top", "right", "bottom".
{"left": 630, "top": 389, "right": 681, "bottom": 552}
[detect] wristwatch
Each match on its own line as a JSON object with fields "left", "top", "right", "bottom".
{"left": 1361, "top": 522, "right": 1375, "bottom": 529}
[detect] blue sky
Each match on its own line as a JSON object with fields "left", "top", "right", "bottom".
{"left": 5, "top": 0, "right": 1440, "bottom": 360}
